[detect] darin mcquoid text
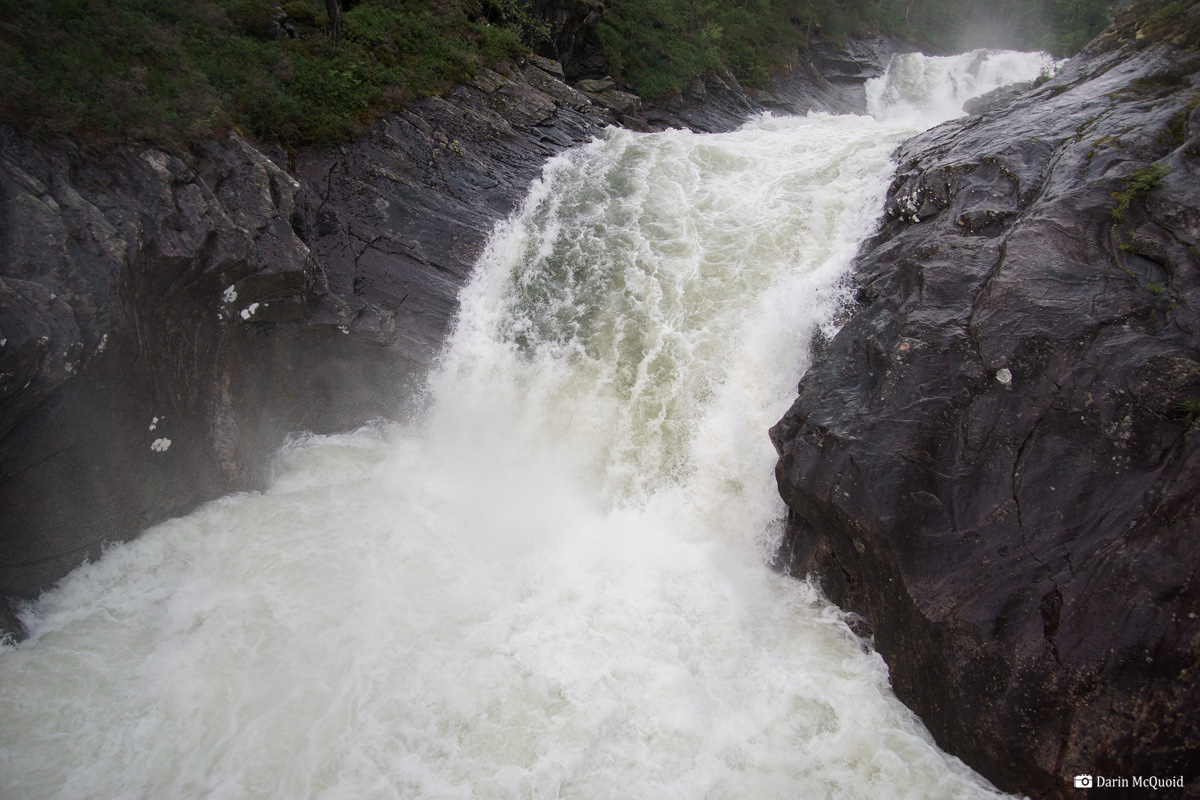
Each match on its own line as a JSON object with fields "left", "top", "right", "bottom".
{"left": 1074, "top": 775, "right": 1186, "bottom": 790}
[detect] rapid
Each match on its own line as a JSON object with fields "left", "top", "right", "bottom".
{"left": 0, "top": 50, "right": 1054, "bottom": 800}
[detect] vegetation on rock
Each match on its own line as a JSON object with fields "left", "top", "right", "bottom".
{"left": 0, "top": 0, "right": 1135, "bottom": 148}
{"left": 1111, "top": 161, "right": 1170, "bottom": 222}
{"left": 1102, "top": 0, "right": 1200, "bottom": 50}
{"left": 596, "top": 0, "right": 1121, "bottom": 98}
{"left": 0, "top": 0, "right": 530, "bottom": 147}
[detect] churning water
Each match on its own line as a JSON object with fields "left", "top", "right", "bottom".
{"left": 1, "top": 51, "right": 1052, "bottom": 799}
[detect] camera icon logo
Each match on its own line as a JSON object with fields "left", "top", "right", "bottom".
{"left": 1075, "top": 775, "right": 1094, "bottom": 788}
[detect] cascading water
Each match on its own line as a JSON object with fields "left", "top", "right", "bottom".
{"left": 1, "top": 50, "right": 1051, "bottom": 800}
{"left": 866, "top": 49, "right": 1056, "bottom": 124}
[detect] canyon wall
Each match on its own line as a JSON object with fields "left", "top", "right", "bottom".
{"left": 772, "top": 35, "right": 1200, "bottom": 800}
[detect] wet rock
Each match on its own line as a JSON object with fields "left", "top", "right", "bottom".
{"left": 962, "top": 80, "right": 1034, "bottom": 115}
{"left": 584, "top": 88, "right": 640, "bottom": 117}
{"left": 575, "top": 77, "right": 615, "bottom": 94}
{"left": 530, "top": 0, "right": 607, "bottom": 81}
{"left": 772, "top": 40, "right": 1200, "bottom": 800}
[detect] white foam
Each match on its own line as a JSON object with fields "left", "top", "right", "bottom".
{"left": 867, "top": 49, "right": 1059, "bottom": 127}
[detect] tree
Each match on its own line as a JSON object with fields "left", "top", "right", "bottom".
{"left": 327, "top": 0, "right": 341, "bottom": 41}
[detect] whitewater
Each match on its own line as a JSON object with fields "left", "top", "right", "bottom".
{"left": 0, "top": 50, "right": 1052, "bottom": 799}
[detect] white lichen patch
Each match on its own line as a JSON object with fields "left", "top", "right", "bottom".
{"left": 890, "top": 190, "right": 926, "bottom": 223}
{"left": 149, "top": 416, "right": 160, "bottom": 432}
{"left": 240, "top": 302, "right": 261, "bottom": 321}
{"left": 142, "top": 150, "right": 174, "bottom": 182}
{"left": 995, "top": 368, "right": 1013, "bottom": 386}
{"left": 222, "top": 285, "right": 238, "bottom": 304}
{"left": 150, "top": 438, "right": 172, "bottom": 453}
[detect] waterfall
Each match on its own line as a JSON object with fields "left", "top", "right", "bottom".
{"left": 866, "top": 49, "right": 1058, "bottom": 125}
{"left": 1, "top": 50, "right": 1051, "bottom": 800}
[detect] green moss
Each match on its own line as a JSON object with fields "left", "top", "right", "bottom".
{"left": 1111, "top": 162, "right": 1171, "bottom": 222}
{"left": 1106, "top": 0, "right": 1200, "bottom": 51}
{"left": 596, "top": 0, "right": 904, "bottom": 98}
{"left": 1088, "top": 132, "right": 1126, "bottom": 159}
{"left": 1181, "top": 398, "right": 1200, "bottom": 428}
{"left": 1133, "top": 69, "right": 1190, "bottom": 92}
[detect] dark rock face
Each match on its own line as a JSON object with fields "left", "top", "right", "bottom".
{"left": 774, "top": 36, "right": 915, "bottom": 116}
{"left": 0, "top": 40, "right": 900, "bottom": 640}
{"left": 772, "top": 40, "right": 1200, "bottom": 799}
{"left": 0, "top": 130, "right": 323, "bottom": 618}
{"left": 531, "top": 0, "right": 608, "bottom": 80}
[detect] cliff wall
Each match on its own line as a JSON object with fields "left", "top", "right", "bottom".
{"left": 772, "top": 35, "right": 1200, "bottom": 799}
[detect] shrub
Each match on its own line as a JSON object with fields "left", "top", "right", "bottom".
{"left": 595, "top": 0, "right": 1120, "bottom": 100}
{"left": 1111, "top": 162, "right": 1171, "bottom": 222}
{"left": 0, "top": 0, "right": 531, "bottom": 148}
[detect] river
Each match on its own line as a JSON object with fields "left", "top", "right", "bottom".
{"left": 1, "top": 49, "right": 1053, "bottom": 800}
